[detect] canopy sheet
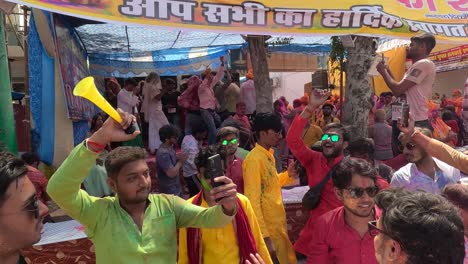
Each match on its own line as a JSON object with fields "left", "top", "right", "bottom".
{"left": 4, "top": 0, "right": 468, "bottom": 43}
{"left": 70, "top": 20, "right": 331, "bottom": 76}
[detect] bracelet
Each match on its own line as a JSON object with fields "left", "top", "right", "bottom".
{"left": 85, "top": 139, "right": 106, "bottom": 153}
{"left": 410, "top": 130, "right": 419, "bottom": 138}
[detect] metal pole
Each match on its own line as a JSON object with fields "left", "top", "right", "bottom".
{"left": 22, "top": 5, "right": 31, "bottom": 151}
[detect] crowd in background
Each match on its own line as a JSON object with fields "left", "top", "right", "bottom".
{"left": 1, "top": 33, "right": 468, "bottom": 264}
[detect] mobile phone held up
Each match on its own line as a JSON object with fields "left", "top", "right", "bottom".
{"left": 208, "top": 154, "right": 225, "bottom": 191}
{"left": 401, "top": 103, "right": 410, "bottom": 128}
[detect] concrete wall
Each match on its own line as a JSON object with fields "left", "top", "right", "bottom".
{"left": 433, "top": 69, "right": 468, "bottom": 97}
{"left": 270, "top": 72, "right": 312, "bottom": 103}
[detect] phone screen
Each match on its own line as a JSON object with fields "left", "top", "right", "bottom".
{"left": 401, "top": 103, "right": 410, "bottom": 127}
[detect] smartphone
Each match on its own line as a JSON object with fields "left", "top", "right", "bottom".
{"left": 208, "top": 154, "right": 225, "bottom": 189}
{"left": 401, "top": 103, "right": 410, "bottom": 128}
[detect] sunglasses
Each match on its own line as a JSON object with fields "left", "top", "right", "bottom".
{"left": 1, "top": 195, "right": 40, "bottom": 219}
{"left": 24, "top": 195, "right": 40, "bottom": 219}
{"left": 399, "top": 142, "right": 416, "bottom": 152}
{"left": 346, "top": 186, "right": 380, "bottom": 199}
{"left": 221, "top": 138, "right": 238, "bottom": 146}
{"left": 368, "top": 220, "right": 391, "bottom": 237}
{"left": 368, "top": 220, "right": 402, "bottom": 248}
{"left": 321, "top": 133, "right": 340, "bottom": 142}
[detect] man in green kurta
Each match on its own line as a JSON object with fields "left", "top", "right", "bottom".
{"left": 47, "top": 110, "right": 238, "bottom": 263}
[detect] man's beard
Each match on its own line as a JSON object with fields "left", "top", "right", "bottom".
{"left": 117, "top": 187, "right": 150, "bottom": 204}
{"left": 227, "top": 148, "right": 237, "bottom": 156}
{"left": 323, "top": 147, "right": 342, "bottom": 159}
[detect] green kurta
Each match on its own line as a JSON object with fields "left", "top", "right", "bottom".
{"left": 47, "top": 143, "right": 234, "bottom": 263}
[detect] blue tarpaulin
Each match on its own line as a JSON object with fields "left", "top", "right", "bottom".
{"left": 70, "top": 22, "right": 331, "bottom": 77}
{"left": 29, "top": 11, "right": 55, "bottom": 165}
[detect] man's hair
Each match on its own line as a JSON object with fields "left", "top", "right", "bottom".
{"left": 252, "top": 112, "right": 283, "bottom": 138}
{"left": 293, "top": 99, "right": 301, "bottom": 108}
{"left": 441, "top": 111, "right": 454, "bottom": 122}
{"left": 159, "top": 125, "right": 180, "bottom": 143}
{"left": 90, "top": 113, "right": 104, "bottom": 132}
{"left": 191, "top": 121, "right": 207, "bottom": 136}
{"left": 220, "top": 119, "right": 242, "bottom": 131}
{"left": 323, "top": 123, "right": 350, "bottom": 142}
{"left": 332, "top": 157, "right": 377, "bottom": 190}
{"left": 21, "top": 152, "right": 40, "bottom": 166}
{"left": 322, "top": 103, "right": 334, "bottom": 110}
{"left": 0, "top": 151, "right": 28, "bottom": 206}
{"left": 124, "top": 78, "right": 138, "bottom": 87}
{"left": 216, "top": 126, "right": 239, "bottom": 143}
{"left": 375, "top": 189, "right": 465, "bottom": 264}
{"left": 398, "top": 127, "right": 432, "bottom": 142}
{"left": 442, "top": 184, "right": 468, "bottom": 211}
{"left": 194, "top": 146, "right": 219, "bottom": 179}
{"left": 105, "top": 147, "right": 147, "bottom": 179}
{"left": 347, "top": 138, "right": 375, "bottom": 160}
{"left": 411, "top": 33, "right": 436, "bottom": 54}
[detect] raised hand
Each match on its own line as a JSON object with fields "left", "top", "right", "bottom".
{"left": 89, "top": 109, "right": 140, "bottom": 146}
{"left": 308, "top": 89, "right": 331, "bottom": 108}
{"left": 210, "top": 176, "right": 237, "bottom": 215}
{"left": 397, "top": 113, "right": 415, "bottom": 136}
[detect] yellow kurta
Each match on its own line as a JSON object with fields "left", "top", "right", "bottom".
{"left": 178, "top": 193, "right": 272, "bottom": 264}
{"left": 242, "top": 144, "right": 297, "bottom": 264}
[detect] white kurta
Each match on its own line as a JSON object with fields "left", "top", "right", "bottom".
{"left": 117, "top": 89, "right": 138, "bottom": 114}
{"left": 142, "top": 82, "right": 169, "bottom": 152}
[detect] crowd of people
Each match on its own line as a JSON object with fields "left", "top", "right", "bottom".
{"left": 1, "top": 32, "right": 468, "bottom": 264}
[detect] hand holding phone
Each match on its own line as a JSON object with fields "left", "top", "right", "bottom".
{"left": 208, "top": 154, "right": 225, "bottom": 189}
{"left": 401, "top": 103, "right": 410, "bottom": 128}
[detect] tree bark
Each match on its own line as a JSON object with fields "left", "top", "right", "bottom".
{"left": 247, "top": 35, "right": 272, "bottom": 113}
{"left": 342, "top": 36, "right": 377, "bottom": 140}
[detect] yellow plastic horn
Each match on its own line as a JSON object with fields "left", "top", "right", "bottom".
{"left": 73, "top": 77, "right": 123, "bottom": 123}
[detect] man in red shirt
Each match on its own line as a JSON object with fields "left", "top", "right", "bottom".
{"left": 217, "top": 126, "right": 244, "bottom": 194}
{"left": 286, "top": 90, "right": 348, "bottom": 256}
{"left": 307, "top": 157, "right": 380, "bottom": 263}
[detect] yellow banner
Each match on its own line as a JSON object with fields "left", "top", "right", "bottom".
{"left": 6, "top": 0, "right": 468, "bottom": 43}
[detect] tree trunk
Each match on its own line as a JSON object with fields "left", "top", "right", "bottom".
{"left": 342, "top": 36, "right": 377, "bottom": 140}
{"left": 247, "top": 35, "right": 272, "bottom": 113}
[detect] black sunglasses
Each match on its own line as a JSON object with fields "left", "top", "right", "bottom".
{"left": 368, "top": 220, "right": 390, "bottom": 237}
{"left": 346, "top": 186, "right": 380, "bottom": 199}
{"left": 1, "top": 195, "right": 40, "bottom": 219}
{"left": 368, "top": 220, "right": 402, "bottom": 249}
{"left": 23, "top": 195, "right": 40, "bottom": 219}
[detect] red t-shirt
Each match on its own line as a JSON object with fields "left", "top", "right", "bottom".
{"left": 306, "top": 206, "right": 378, "bottom": 263}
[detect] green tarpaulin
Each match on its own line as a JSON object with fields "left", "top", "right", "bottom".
{"left": 0, "top": 11, "right": 17, "bottom": 153}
